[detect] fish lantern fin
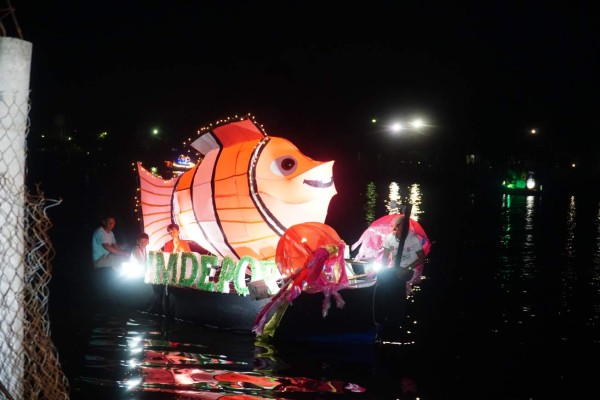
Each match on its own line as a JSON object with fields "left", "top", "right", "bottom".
{"left": 136, "top": 161, "right": 179, "bottom": 251}
{"left": 191, "top": 119, "right": 267, "bottom": 155}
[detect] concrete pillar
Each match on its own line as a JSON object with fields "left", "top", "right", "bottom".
{"left": 0, "top": 36, "right": 32, "bottom": 400}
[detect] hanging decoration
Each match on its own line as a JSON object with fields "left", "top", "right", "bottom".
{"left": 253, "top": 222, "right": 349, "bottom": 337}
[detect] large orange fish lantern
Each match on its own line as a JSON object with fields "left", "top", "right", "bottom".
{"left": 137, "top": 116, "right": 337, "bottom": 261}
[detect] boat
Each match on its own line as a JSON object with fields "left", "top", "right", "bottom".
{"left": 501, "top": 169, "right": 541, "bottom": 195}
{"left": 115, "top": 116, "right": 423, "bottom": 344}
{"left": 108, "top": 249, "right": 383, "bottom": 344}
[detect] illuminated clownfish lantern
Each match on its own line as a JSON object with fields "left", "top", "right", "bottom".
{"left": 137, "top": 116, "right": 337, "bottom": 261}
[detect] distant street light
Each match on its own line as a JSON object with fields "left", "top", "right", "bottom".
{"left": 150, "top": 127, "right": 167, "bottom": 143}
{"left": 411, "top": 119, "right": 424, "bottom": 129}
{"left": 389, "top": 118, "right": 427, "bottom": 134}
{"left": 391, "top": 122, "right": 404, "bottom": 132}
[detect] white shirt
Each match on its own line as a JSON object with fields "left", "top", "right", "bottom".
{"left": 92, "top": 227, "right": 116, "bottom": 262}
{"left": 130, "top": 245, "right": 147, "bottom": 266}
{"left": 382, "top": 231, "right": 423, "bottom": 268}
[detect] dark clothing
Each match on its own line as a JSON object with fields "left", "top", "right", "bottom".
{"left": 375, "top": 267, "right": 412, "bottom": 327}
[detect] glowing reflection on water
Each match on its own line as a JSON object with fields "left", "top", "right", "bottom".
{"left": 76, "top": 312, "right": 367, "bottom": 398}
{"left": 385, "top": 182, "right": 424, "bottom": 221}
{"left": 493, "top": 193, "right": 600, "bottom": 346}
{"left": 593, "top": 203, "right": 600, "bottom": 342}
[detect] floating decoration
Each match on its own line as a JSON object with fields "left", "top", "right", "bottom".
{"left": 136, "top": 115, "right": 337, "bottom": 261}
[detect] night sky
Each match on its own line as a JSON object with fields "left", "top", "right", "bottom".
{"left": 11, "top": 1, "right": 599, "bottom": 159}
{"left": 3, "top": 0, "right": 599, "bottom": 273}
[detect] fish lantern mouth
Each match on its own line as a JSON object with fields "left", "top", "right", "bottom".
{"left": 254, "top": 155, "right": 336, "bottom": 232}
{"left": 257, "top": 153, "right": 336, "bottom": 203}
{"left": 303, "top": 176, "right": 334, "bottom": 188}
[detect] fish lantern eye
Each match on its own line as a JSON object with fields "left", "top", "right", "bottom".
{"left": 270, "top": 156, "right": 298, "bottom": 176}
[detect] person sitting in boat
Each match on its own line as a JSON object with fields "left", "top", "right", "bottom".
{"left": 147, "top": 225, "right": 190, "bottom": 315}
{"left": 162, "top": 223, "right": 191, "bottom": 252}
{"left": 130, "top": 232, "right": 149, "bottom": 266}
{"left": 381, "top": 215, "right": 426, "bottom": 295}
{"left": 91, "top": 215, "right": 129, "bottom": 269}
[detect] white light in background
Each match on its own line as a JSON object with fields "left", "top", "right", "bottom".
{"left": 408, "top": 184, "right": 423, "bottom": 221}
{"left": 387, "top": 182, "right": 401, "bottom": 214}
{"left": 411, "top": 119, "right": 424, "bottom": 129}
{"left": 391, "top": 122, "right": 404, "bottom": 132}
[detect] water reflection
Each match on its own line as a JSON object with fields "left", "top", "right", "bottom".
{"left": 593, "top": 203, "right": 600, "bottom": 341}
{"left": 499, "top": 194, "right": 538, "bottom": 275}
{"left": 493, "top": 193, "right": 600, "bottom": 348}
{"left": 75, "top": 312, "right": 367, "bottom": 399}
{"left": 385, "top": 182, "right": 424, "bottom": 221}
{"left": 385, "top": 182, "right": 401, "bottom": 214}
{"left": 565, "top": 196, "right": 577, "bottom": 261}
{"left": 594, "top": 202, "right": 600, "bottom": 268}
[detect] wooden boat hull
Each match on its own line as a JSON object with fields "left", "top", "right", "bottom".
{"left": 101, "top": 268, "right": 381, "bottom": 343}
{"left": 148, "top": 284, "right": 271, "bottom": 331}
{"left": 272, "top": 280, "right": 380, "bottom": 344}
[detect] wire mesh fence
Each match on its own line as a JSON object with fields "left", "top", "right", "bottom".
{"left": 1, "top": 46, "right": 70, "bottom": 399}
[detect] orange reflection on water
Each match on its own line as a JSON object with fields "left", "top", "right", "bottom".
{"left": 137, "top": 365, "right": 365, "bottom": 394}
{"left": 130, "top": 347, "right": 366, "bottom": 396}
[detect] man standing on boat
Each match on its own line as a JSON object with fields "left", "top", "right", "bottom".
{"left": 378, "top": 214, "right": 426, "bottom": 331}
{"left": 381, "top": 215, "right": 426, "bottom": 293}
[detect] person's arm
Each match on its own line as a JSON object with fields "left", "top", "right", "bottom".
{"left": 102, "top": 242, "right": 128, "bottom": 255}
{"left": 131, "top": 247, "right": 146, "bottom": 264}
{"left": 101, "top": 231, "right": 127, "bottom": 255}
{"left": 180, "top": 240, "right": 191, "bottom": 252}
{"left": 405, "top": 243, "right": 426, "bottom": 289}
{"left": 130, "top": 247, "right": 139, "bottom": 262}
{"left": 399, "top": 233, "right": 425, "bottom": 269}
{"left": 381, "top": 234, "right": 394, "bottom": 267}
{"left": 405, "top": 248, "right": 425, "bottom": 270}
{"left": 381, "top": 247, "right": 391, "bottom": 267}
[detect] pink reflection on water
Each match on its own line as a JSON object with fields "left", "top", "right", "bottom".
{"left": 138, "top": 365, "right": 365, "bottom": 395}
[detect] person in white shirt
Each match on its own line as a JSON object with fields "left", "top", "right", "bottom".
{"left": 91, "top": 216, "right": 129, "bottom": 269}
{"left": 381, "top": 216, "right": 425, "bottom": 273}
{"left": 130, "top": 232, "right": 149, "bottom": 267}
{"left": 377, "top": 215, "right": 427, "bottom": 332}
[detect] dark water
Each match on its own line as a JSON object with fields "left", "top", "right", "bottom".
{"left": 50, "top": 183, "right": 600, "bottom": 399}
